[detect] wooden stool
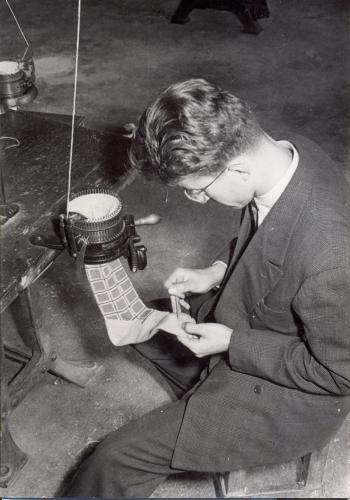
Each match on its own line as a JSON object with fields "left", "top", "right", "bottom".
{"left": 213, "top": 444, "right": 330, "bottom": 497}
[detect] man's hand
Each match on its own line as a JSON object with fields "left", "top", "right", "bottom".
{"left": 177, "top": 322, "right": 233, "bottom": 358}
{"left": 165, "top": 264, "right": 226, "bottom": 299}
{"left": 159, "top": 312, "right": 194, "bottom": 334}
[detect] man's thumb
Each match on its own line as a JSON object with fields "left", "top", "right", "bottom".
{"left": 183, "top": 322, "right": 201, "bottom": 335}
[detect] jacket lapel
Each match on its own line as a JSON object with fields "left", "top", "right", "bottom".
{"left": 221, "top": 205, "right": 252, "bottom": 285}
{"left": 196, "top": 206, "right": 254, "bottom": 323}
{"left": 214, "top": 143, "right": 316, "bottom": 328}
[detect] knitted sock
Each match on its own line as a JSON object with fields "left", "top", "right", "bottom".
{"left": 85, "top": 259, "right": 170, "bottom": 346}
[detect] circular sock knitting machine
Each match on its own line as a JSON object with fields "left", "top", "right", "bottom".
{"left": 66, "top": 189, "right": 147, "bottom": 269}
{"left": 0, "top": 0, "right": 38, "bottom": 114}
{"left": 30, "top": 188, "right": 161, "bottom": 271}
{"left": 0, "top": 58, "right": 37, "bottom": 114}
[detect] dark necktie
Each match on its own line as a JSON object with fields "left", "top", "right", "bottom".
{"left": 249, "top": 199, "right": 259, "bottom": 235}
{"left": 205, "top": 200, "right": 259, "bottom": 322}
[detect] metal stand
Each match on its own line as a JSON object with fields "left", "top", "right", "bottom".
{"left": 171, "top": 0, "right": 270, "bottom": 34}
{"left": 0, "top": 121, "right": 20, "bottom": 225}
{"left": 0, "top": 340, "right": 28, "bottom": 488}
{"left": 0, "top": 84, "right": 38, "bottom": 115}
{"left": 0, "top": 203, "right": 19, "bottom": 225}
{"left": 1, "top": 285, "right": 101, "bottom": 487}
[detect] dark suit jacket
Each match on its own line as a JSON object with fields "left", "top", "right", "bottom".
{"left": 171, "top": 134, "right": 350, "bottom": 471}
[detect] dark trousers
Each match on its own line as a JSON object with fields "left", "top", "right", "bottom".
{"left": 64, "top": 332, "right": 209, "bottom": 497}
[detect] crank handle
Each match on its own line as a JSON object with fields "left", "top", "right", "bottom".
{"left": 30, "top": 234, "right": 65, "bottom": 251}
{"left": 134, "top": 214, "right": 161, "bottom": 226}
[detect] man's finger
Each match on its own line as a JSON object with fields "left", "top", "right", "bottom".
{"left": 183, "top": 322, "right": 203, "bottom": 336}
{"left": 177, "top": 334, "right": 201, "bottom": 353}
{"left": 164, "top": 269, "right": 186, "bottom": 289}
{"left": 168, "top": 283, "right": 188, "bottom": 298}
{"left": 187, "top": 334, "right": 201, "bottom": 341}
{"left": 170, "top": 295, "right": 177, "bottom": 316}
{"left": 180, "top": 298, "right": 190, "bottom": 310}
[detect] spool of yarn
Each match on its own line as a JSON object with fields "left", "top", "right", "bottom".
{"left": 0, "top": 60, "right": 20, "bottom": 75}
{"left": 68, "top": 191, "right": 122, "bottom": 222}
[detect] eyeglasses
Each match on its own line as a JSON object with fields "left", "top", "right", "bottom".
{"left": 184, "top": 166, "right": 228, "bottom": 202}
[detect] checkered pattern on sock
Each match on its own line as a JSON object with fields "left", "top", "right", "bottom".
{"left": 85, "top": 258, "right": 152, "bottom": 322}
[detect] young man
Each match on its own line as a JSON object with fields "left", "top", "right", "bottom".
{"left": 64, "top": 79, "right": 350, "bottom": 497}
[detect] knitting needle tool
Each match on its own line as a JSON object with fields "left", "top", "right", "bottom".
{"left": 170, "top": 283, "right": 200, "bottom": 340}
{"left": 170, "top": 277, "right": 183, "bottom": 328}
{"left": 170, "top": 294, "right": 182, "bottom": 327}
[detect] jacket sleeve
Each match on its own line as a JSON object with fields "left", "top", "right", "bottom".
{"left": 228, "top": 267, "right": 350, "bottom": 395}
{"left": 211, "top": 237, "right": 238, "bottom": 267}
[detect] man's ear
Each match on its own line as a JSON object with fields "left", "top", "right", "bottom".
{"left": 227, "top": 161, "right": 250, "bottom": 181}
{"left": 239, "top": 170, "right": 250, "bottom": 182}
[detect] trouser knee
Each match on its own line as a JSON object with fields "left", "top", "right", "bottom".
{"left": 91, "top": 430, "right": 127, "bottom": 465}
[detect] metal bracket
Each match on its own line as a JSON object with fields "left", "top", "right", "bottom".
{"left": 0, "top": 203, "right": 19, "bottom": 225}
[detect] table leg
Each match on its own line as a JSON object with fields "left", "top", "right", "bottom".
{"left": 7, "top": 285, "right": 101, "bottom": 407}
{"left": 0, "top": 338, "right": 28, "bottom": 488}
{"left": 1, "top": 283, "right": 101, "bottom": 486}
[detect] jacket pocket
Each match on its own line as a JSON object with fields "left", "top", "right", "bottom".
{"left": 251, "top": 300, "right": 297, "bottom": 334}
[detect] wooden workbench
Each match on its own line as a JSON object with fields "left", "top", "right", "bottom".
{"left": 0, "top": 110, "right": 130, "bottom": 487}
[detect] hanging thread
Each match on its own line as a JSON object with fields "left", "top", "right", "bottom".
{"left": 66, "top": 0, "right": 82, "bottom": 218}
{"left": 5, "top": 0, "right": 31, "bottom": 59}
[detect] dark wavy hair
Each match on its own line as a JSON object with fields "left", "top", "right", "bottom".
{"left": 128, "top": 79, "right": 263, "bottom": 184}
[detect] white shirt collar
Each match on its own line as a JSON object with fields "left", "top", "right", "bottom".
{"left": 254, "top": 140, "right": 299, "bottom": 225}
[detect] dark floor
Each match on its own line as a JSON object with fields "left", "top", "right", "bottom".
{"left": 1, "top": 0, "right": 349, "bottom": 497}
